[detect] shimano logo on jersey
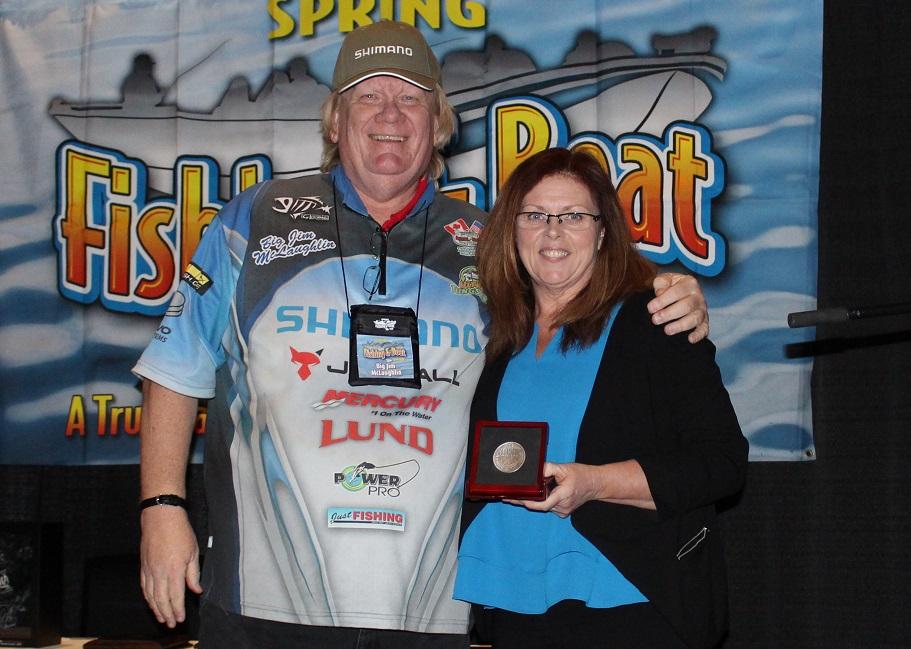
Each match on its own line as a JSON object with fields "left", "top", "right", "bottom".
{"left": 275, "top": 306, "right": 484, "bottom": 354}
{"left": 354, "top": 45, "right": 414, "bottom": 59}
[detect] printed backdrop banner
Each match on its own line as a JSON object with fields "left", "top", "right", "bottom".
{"left": 0, "top": 0, "right": 821, "bottom": 464}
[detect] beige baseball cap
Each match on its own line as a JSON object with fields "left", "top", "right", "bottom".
{"left": 332, "top": 21, "right": 441, "bottom": 93}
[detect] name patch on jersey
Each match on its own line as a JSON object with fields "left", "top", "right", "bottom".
{"left": 251, "top": 230, "right": 337, "bottom": 266}
{"left": 182, "top": 263, "right": 213, "bottom": 295}
{"left": 328, "top": 507, "right": 406, "bottom": 531}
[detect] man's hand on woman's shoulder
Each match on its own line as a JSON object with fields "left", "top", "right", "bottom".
{"left": 648, "top": 273, "right": 709, "bottom": 343}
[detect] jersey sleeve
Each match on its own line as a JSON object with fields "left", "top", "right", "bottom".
{"left": 132, "top": 186, "right": 259, "bottom": 398}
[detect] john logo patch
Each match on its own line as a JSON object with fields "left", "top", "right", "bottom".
{"left": 181, "top": 263, "right": 212, "bottom": 295}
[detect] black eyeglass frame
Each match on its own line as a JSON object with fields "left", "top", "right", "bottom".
{"left": 515, "top": 211, "right": 602, "bottom": 228}
{"left": 362, "top": 228, "right": 388, "bottom": 299}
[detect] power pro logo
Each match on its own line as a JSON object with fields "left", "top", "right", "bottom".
{"left": 333, "top": 459, "right": 419, "bottom": 497}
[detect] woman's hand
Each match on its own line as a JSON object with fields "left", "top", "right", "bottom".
{"left": 507, "top": 460, "right": 656, "bottom": 516}
{"left": 507, "top": 462, "right": 604, "bottom": 517}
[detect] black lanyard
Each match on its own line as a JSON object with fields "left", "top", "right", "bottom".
{"left": 332, "top": 182, "right": 430, "bottom": 316}
{"left": 332, "top": 183, "right": 431, "bottom": 389}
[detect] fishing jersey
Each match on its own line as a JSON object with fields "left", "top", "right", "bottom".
{"left": 133, "top": 169, "right": 488, "bottom": 634}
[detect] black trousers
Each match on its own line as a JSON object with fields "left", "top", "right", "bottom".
{"left": 472, "top": 600, "right": 689, "bottom": 649}
{"left": 197, "top": 600, "right": 469, "bottom": 649}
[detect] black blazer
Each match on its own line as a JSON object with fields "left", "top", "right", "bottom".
{"left": 462, "top": 291, "right": 748, "bottom": 649}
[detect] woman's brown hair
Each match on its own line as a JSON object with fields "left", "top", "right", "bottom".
{"left": 478, "top": 147, "right": 656, "bottom": 359}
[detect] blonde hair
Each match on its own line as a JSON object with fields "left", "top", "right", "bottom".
{"left": 319, "top": 83, "right": 456, "bottom": 179}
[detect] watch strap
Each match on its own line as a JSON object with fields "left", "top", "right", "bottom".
{"left": 139, "top": 494, "right": 188, "bottom": 511}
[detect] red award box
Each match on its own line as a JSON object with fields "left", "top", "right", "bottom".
{"left": 466, "top": 420, "right": 549, "bottom": 501}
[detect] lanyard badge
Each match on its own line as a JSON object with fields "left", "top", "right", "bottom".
{"left": 349, "top": 304, "right": 421, "bottom": 389}
{"left": 331, "top": 182, "right": 430, "bottom": 390}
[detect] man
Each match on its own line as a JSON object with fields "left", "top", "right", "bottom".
{"left": 134, "top": 21, "right": 708, "bottom": 648}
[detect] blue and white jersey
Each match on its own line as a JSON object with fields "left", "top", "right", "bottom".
{"left": 133, "top": 169, "right": 487, "bottom": 633}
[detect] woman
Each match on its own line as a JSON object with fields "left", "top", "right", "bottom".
{"left": 455, "top": 148, "right": 748, "bottom": 649}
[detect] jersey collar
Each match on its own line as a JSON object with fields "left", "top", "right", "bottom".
{"left": 330, "top": 165, "right": 435, "bottom": 231}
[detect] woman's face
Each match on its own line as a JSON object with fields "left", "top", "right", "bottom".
{"left": 514, "top": 173, "right": 604, "bottom": 304}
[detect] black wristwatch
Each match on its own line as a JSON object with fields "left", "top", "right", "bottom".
{"left": 139, "top": 494, "right": 188, "bottom": 511}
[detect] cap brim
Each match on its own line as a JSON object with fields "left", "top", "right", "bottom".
{"left": 336, "top": 70, "right": 435, "bottom": 94}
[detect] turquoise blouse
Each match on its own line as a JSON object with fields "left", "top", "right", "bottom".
{"left": 454, "top": 306, "right": 646, "bottom": 613}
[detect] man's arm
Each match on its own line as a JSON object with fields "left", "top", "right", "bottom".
{"left": 648, "top": 272, "right": 709, "bottom": 343}
{"left": 139, "top": 380, "right": 203, "bottom": 629}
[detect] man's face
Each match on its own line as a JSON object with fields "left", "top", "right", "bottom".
{"left": 331, "top": 76, "right": 436, "bottom": 202}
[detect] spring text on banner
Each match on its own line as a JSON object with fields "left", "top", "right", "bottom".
{"left": 268, "top": 0, "right": 487, "bottom": 38}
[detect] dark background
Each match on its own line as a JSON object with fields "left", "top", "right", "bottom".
{"left": 2, "top": 1, "right": 910, "bottom": 645}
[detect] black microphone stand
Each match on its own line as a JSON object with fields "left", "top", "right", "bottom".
{"left": 788, "top": 302, "right": 911, "bottom": 328}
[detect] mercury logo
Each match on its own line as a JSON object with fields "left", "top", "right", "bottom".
{"left": 354, "top": 45, "right": 413, "bottom": 59}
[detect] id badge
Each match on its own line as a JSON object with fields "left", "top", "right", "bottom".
{"left": 349, "top": 304, "right": 421, "bottom": 389}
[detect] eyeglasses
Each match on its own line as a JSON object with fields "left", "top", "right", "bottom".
{"left": 515, "top": 211, "right": 601, "bottom": 230}
{"left": 362, "top": 229, "right": 388, "bottom": 299}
